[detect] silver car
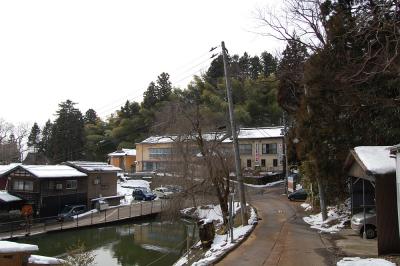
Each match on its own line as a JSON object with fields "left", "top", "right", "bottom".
{"left": 350, "top": 208, "right": 377, "bottom": 239}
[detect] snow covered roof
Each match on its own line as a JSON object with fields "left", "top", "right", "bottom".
{"left": 223, "top": 127, "right": 283, "bottom": 143}
{"left": 139, "top": 136, "right": 177, "bottom": 144}
{"left": 29, "top": 255, "right": 65, "bottom": 265}
{"left": 0, "top": 191, "right": 22, "bottom": 202}
{"left": 0, "top": 163, "right": 20, "bottom": 177}
{"left": 18, "top": 165, "right": 87, "bottom": 178}
{"left": 66, "top": 161, "right": 121, "bottom": 172}
{"left": 0, "top": 241, "right": 38, "bottom": 253}
{"left": 108, "top": 149, "right": 136, "bottom": 157}
{"left": 353, "top": 146, "right": 396, "bottom": 175}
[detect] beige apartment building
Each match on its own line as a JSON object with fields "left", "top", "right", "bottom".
{"left": 136, "top": 127, "right": 284, "bottom": 173}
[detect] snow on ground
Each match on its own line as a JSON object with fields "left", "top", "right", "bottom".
{"left": 117, "top": 179, "right": 151, "bottom": 203}
{"left": 73, "top": 209, "right": 98, "bottom": 219}
{"left": 337, "top": 257, "right": 395, "bottom": 266}
{"left": 243, "top": 180, "right": 284, "bottom": 188}
{"left": 181, "top": 203, "right": 241, "bottom": 226}
{"left": 301, "top": 203, "right": 313, "bottom": 211}
{"left": 175, "top": 204, "right": 258, "bottom": 266}
{"left": 303, "top": 200, "right": 350, "bottom": 234}
{"left": 29, "top": 255, "right": 65, "bottom": 265}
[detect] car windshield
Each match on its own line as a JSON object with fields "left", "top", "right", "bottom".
{"left": 61, "top": 206, "right": 73, "bottom": 213}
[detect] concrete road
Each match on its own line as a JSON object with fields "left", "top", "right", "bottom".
{"left": 217, "top": 184, "right": 335, "bottom": 266}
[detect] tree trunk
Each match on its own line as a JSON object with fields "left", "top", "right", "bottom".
{"left": 316, "top": 175, "right": 328, "bottom": 221}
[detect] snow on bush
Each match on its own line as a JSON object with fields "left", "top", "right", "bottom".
{"left": 337, "top": 257, "right": 395, "bottom": 266}
{"left": 301, "top": 203, "right": 312, "bottom": 211}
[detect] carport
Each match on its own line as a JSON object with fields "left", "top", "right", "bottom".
{"left": 344, "top": 146, "right": 400, "bottom": 255}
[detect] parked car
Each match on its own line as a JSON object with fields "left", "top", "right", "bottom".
{"left": 132, "top": 188, "right": 156, "bottom": 201}
{"left": 153, "top": 187, "right": 174, "bottom": 199}
{"left": 288, "top": 189, "right": 307, "bottom": 201}
{"left": 351, "top": 208, "right": 377, "bottom": 239}
{"left": 58, "top": 205, "right": 87, "bottom": 221}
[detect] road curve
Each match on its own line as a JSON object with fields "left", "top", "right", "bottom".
{"left": 216, "top": 185, "right": 335, "bottom": 266}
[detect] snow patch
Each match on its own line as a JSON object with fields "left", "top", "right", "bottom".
{"left": 0, "top": 241, "right": 38, "bottom": 253}
{"left": 337, "top": 257, "right": 395, "bottom": 266}
{"left": 301, "top": 203, "right": 312, "bottom": 211}
{"left": 243, "top": 180, "right": 284, "bottom": 188}
{"left": 29, "top": 255, "right": 65, "bottom": 265}
{"left": 303, "top": 200, "right": 350, "bottom": 234}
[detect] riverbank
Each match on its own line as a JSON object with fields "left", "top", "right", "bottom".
{"left": 174, "top": 203, "right": 258, "bottom": 266}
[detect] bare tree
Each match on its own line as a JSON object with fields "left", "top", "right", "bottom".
{"left": 254, "top": 0, "right": 326, "bottom": 51}
{"left": 154, "top": 98, "right": 234, "bottom": 229}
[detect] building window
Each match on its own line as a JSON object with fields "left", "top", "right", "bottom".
{"left": 261, "top": 159, "right": 266, "bottom": 167}
{"left": 239, "top": 144, "right": 252, "bottom": 155}
{"left": 273, "top": 159, "right": 278, "bottom": 167}
{"left": 48, "top": 181, "right": 55, "bottom": 190}
{"left": 56, "top": 183, "right": 63, "bottom": 190}
{"left": 262, "top": 143, "right": 277, "bottom": 154}
{"left": 66, "top": 180, "right": 77, "bottom": 190}
{"left": 13, "top": 180, "right": 33, "bottom": 191}
{"left": 149, "top": 148, "right": 172, "bottom": 158}
{"left": 247, "top": 159, "right": 252, "bottom": 168}
{"left": 144, "top": 162, "right": 154, "bottom": 171}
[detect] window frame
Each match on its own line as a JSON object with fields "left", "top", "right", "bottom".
{"left": 66, "top": 180, "right": 78, "bottom": 190}
{"left": 262, "top": 143, "right": 277, "bottom": 154}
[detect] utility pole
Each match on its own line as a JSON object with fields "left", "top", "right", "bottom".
{"left": 221, "top": 41, "right": 248, "bottom": 226}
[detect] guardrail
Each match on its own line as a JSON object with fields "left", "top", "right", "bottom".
{"left": 0, "top": 200, "right": 164, "bottom": 240}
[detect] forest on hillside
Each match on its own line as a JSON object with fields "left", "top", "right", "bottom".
{"left": 25, "top": 50, "right": 282, "bottom": 164}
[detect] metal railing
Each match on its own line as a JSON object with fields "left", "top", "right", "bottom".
{"left": 0, "top": 200, "right": 164, "bottom": 240}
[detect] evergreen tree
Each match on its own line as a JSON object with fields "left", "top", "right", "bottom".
{"left": 84, "top": 109, "right": 98, "bottom": 124}
{"left": 27, "top": 122, "right": 41, "bottom": 149}
{"left": 50, "top": 100, "right": 85, "bottom": 163}
{"left": 238, "top": 52, "right": 251, "bottom": 79}
{"left": 277, "top": 37, "right": 309, "bottom": 113}
{"left": 156, "top": 72, "right": 172, "bottom": 102}
{"left": 142, "top": 82, "right": 158, "bottom": 109}
{"left": 249, "top": 56, "right": 262, "bottom": 80}
{"left": 39, "top": 120, "right": 53, "bottom": 156}
{"left": 260, "top": 51, "right": 277, "bottom": 77}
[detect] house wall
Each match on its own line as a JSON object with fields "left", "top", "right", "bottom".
{"left": 86, "top": 172, "right": 118, "bottom": 206}
{"left": 233, "top": 137, "right": 283, "bottom": 172}
{"left": 136, "top": 143, "right": 174, "bottom": 172}
{"left": 110, "top": 155, "right": 136, "bottom": 173}
{"left": 136, "top": 137, "right": 284, "bottom": 173}
{"left": 375, "top": 173, "right": 400, "bottom": 255}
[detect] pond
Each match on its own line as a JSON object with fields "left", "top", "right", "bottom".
{"left": 16, "top": 218, "right": 197, "bottom": 266}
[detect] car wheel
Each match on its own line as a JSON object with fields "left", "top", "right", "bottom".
{"left": 363, "top": 226, "right": 377, "bottom": 239}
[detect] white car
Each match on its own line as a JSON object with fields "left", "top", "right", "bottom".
{"left": 153, "top": 187, "right": 174, "bottom": 199}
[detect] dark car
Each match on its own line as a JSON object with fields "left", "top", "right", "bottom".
{"left": 132, "top": 188, "right": 156, "bottom": 201}
{"left": 58, "top": 205, "right": 87, "bottom": 221}
{"left": 288, "top": 189, "right": 307, "bottom": 201}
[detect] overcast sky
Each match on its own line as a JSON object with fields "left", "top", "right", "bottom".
{"left": 0, "top": 0, "right": 283, "bottom": 126}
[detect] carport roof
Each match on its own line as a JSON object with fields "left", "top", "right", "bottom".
{"left": 345, "top": 146, "right": 396, "bottom": 177}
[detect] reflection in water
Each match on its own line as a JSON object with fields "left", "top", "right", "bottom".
{"left": 16, "top": 219, "right": 197, "bottom": 266}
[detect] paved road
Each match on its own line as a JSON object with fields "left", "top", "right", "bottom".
{"left": 217, "top": 185, "right": 335, "bottom": 266}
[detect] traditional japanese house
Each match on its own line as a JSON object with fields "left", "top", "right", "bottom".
{"left": 64, "top": 161, "right": 121, "bottom": 207}
{"left": 5, "top": 165, "right": 87, "bottom": 217}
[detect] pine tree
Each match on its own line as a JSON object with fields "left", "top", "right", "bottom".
{"left": 84, "top": 109, "right": 98, "bottom": 124}
{"left": 277, "top": 37, "right": 309, "bottom": 113}
{"left": 27, "top": 123, "right": 41, "bottom": 150}
{"left": 142, "top": 82, "right": 158, "bottom": 109}
{"left": 50, "top": 100, "right": 85, "bottom": 163}
{"left": 260, "top": 51, "right": 277, "bottom": 77}
{"left": 156, "top": 72, "right": 172, "bottom": 102}
{"left": 249, "top": 56, "right": 262, "bottom": 80}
